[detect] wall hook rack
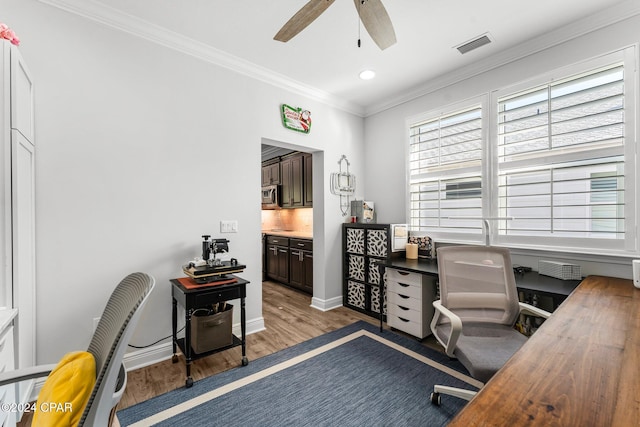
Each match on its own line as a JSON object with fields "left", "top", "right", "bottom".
{"left": 330, "top": 155, "right": 356, "bottom": 216}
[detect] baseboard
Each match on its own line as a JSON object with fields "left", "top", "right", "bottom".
{"left": 123, "top": 316, "right": 265, "bottom": 372}
{"left": 310, "top": 295, "right": 343, "bottom": 312}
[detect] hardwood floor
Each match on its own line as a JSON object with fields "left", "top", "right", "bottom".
{"left": 118, "top": 280, "right": 378, "bottom": 409}
{"left": 19, "top": 280, "right": 440, "bottom": 426}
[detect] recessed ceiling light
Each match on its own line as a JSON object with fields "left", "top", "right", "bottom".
{"left": 359, "top": 69, "right": 376, "bottom": 80}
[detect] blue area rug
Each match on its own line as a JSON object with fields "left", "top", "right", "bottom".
{"left": 117, "top": 321, "right": 479, "bottom": 426}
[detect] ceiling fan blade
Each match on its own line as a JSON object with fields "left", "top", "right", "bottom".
{"left": 274, "top": 0, "right": 336, "bottom": 43}
{"left": 353, "top": 0, "right": 397, "bottom": 50}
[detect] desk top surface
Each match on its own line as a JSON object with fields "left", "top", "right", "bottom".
{"left": 380, "top": 258, "right": 580, "bottom": 297}
{"left": 448, "top": 275, "right": 640, "bottom": 427}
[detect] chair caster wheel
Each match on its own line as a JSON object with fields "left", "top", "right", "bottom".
{"left": 242, "top": 357, "right": 249, "bottom": 366}
{"left": 430, "top": 392, "right": 441, "bottom": 406}
{"left": 185, "top": 377, "right": 193, "bottom": 388}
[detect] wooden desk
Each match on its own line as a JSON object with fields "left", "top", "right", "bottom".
{"left": 448, "top": 276, "right": 640, "bottom": 427}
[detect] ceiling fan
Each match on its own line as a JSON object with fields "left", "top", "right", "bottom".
{"left": 274, "top": 0, "right": 397, "bottom": 50}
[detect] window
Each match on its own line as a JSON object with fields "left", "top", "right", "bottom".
{"left": 408, "top": 104, "right": 484, "bottom": 237}
{"left": 408, "top": 48, "right": 637, "bottom": 254}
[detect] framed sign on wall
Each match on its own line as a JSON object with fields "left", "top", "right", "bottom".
{"left": 281, "top": 104, "right": 311, "bottom": 133}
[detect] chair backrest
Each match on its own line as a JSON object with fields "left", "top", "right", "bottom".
{"left": 80, "top": 272, "right": 155, "bottom": 426}
{"left": 437, "top": 246, "right": 520, "bottom": 326}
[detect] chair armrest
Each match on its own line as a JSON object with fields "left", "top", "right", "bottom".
{"left": 0, "top": 364, "right": 57, "bottom": 387}
{"left": 519, "top": 302, "right": 551, "bottom": 319}
{"left": 431, "top": 300, "right": 463, "bottom": 358}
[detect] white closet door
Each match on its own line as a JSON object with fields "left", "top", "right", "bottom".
{"left": 10, "top": 46, "right": 34, "bottom": 143}
{"left": 11, "top": 129, "right": 35, "bottom": 408}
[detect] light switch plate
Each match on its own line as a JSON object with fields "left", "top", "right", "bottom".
{"left": 220, "top": 220, "right": 238, "bottom": 233}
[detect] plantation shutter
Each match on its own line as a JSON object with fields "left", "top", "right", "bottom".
{"left": 496, "top": 64, "right": 625, "bottom": 239}
{"left": 409, "top": 106, "right": 483, "bottom": 233}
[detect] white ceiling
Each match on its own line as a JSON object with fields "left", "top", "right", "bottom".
{"left": 41, "top": 0, "right": 638, "bottom": 116}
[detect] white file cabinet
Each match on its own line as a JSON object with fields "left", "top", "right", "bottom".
{"left": 386, "top": 268, "right": 437, "bottom": 339}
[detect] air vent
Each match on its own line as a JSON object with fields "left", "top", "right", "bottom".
{"left": 456, "top": 34, "right": 492, "bottom": 54}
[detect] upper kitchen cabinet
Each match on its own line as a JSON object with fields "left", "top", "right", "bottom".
{"left": 303, "top": 153, "right": 312, "bottom": 206}
{"left": 281, "top": 152, "right": 312, "bottom": 208}
{"left": 261, "top": 158, "right": 280, "bottom": 186}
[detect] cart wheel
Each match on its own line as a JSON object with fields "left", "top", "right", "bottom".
{"left": 185, "top": 377, "right": 193, "bottom": 388}
{"left": 242, "top": 356, "right": 249, "bottom": 366}
{"left": 430, "top": 392, "right": 441, "bottom": 406}
{"left": 171, "top": 354, "right": 179, "bottom": 363}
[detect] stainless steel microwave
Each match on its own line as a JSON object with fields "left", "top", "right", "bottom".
{"left": 261, "top": 185, "right": 280, "bottom": 209}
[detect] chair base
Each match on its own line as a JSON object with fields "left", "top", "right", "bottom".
{"left": 430, "top": 385, "right": 477, "bottom": 406}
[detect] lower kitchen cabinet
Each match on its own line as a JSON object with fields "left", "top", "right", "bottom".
{"left": 266, "top": 236, "right": 289, "bottom": 284}
{"left": 265, "top": 235, "right": 313, "bottom": 295}
{"left": 289, "top": 238, "right": 313, "bottom": 294}
{"left": 386, "top": 268, "right": 437, "bottom": 339}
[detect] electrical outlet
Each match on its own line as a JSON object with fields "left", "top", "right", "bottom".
{"left": 93, "top": 317, "right": 100, "bottom": 332}
{"left": 220, "top": 220, "right": 238, "bottom": 233}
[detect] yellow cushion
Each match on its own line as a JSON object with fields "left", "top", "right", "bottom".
{"left": 32, "top": 351, "right": 96, "bottom": 427}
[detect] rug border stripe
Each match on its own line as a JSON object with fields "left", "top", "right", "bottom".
{"left": 124, "top": 329, "right": 480, "bottom": 427}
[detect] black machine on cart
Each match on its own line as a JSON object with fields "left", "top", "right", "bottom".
{"left": 182, "top": 235, "right": 247, "bottom": 284}
{"left": 171, "top": 235, "right": 249, "bottom": 387}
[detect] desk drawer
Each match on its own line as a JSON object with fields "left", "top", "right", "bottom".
{"left": 194, "top": 287, "right": 242, "bottom": 306}
{"left": 388, "top": 291, "right": 422, "bottom": 311}
{"left": 387, "top": 269, "right": 422, "bottom": 287}
{"left": 388, "top": 303, "right": 422, "bottom": 324}
{"left": 387, "top": 313, "right": 426, "bottom": 338}
{"left": 388, "top": 280, "right": 422, "bottom": 299}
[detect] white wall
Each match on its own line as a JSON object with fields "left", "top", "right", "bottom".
{"left": 2, "top": 0, "right": 365, "bottom": 366}
{"left": 363, "top": 14, "right": 640, "bottom": 276}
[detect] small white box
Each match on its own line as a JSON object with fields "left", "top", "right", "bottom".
{"left": 538, "top": 260, "right": 581, "bottom": 281}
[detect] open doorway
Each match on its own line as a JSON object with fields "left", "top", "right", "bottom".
{"left": 260, "top": 140, "right": 315, "bottom": 297}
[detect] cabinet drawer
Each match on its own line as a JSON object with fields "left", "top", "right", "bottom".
{"left": 387, "top": 269, "right": 423, "bottom": 287}
{"left": 290, "top": 238, "right": 312, "bottom": 251}
{"left": 387, "top": 280, "right": 422, "bottom": 299}
{"left": 387, "top": 313, "right": 426, "bottom": 338}
{"left": 388, "top": 291, "right": 423, "bottom": 311}
{"left": 267, "top": 236, "right": 289, "bottom": 246}
{"left": 194, "top": 287, "right": 242, "bottom": 307}
{"left": 388, "top": 304, "right": 422, "bottom": 324}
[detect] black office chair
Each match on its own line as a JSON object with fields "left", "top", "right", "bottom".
{"left": 430, "top": 246, "right": 550, "bottom": 405}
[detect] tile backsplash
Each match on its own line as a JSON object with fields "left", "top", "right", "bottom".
{"left": 261, "top": 208, "right": 313, "bottom": 233}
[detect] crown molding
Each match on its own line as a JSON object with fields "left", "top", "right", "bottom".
{"left": 363, "top": 0, "right": 640, "bottom": 117}
{"left": 37, "top": 0, "right": 366, "bottom": 117}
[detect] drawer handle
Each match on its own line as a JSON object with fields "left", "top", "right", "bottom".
{"left": 398, "top": 282, "right": 410, "bottom": 287}
{"left": 298, "top": 243, "right": 305, "bottom": 246}
{"left": 398, "top": 305, "right": 409, "bottom": 311}
{"left": 398, "top": 271, "right": 410, "bottom": 276}
{"left": 398, "top": 294, "right": 409, "bottom": 299}
{"left": 398, "top": 317, "right": 409, "bottom": 323}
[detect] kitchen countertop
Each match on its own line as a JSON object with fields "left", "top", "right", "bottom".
{"left": 262, "top": 230, "right": 313, "bottom": 239}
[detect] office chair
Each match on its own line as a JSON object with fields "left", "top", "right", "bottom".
{"left": 429, "top": 246, "right": 549, "bottom": 405}
{"left": 0, "top": 272, "right": 155, "bottom": 426}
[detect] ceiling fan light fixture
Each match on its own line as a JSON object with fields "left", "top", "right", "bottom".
{"left": 359, "top": 69, "right": 376, "bottom": 80}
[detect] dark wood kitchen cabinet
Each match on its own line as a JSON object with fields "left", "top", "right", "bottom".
{"left": 280, "top": 154, "right": 304, "bottom": 208}
{"left": 261, "top": 159, "right": 280, "bottom": 186}
{"left": 303, "top": 153, "right": 313, "bottom": 206}
{"left": 266, "top": 236, "right": 289, "bottom": 284}
{"left": 289, "top": 238, "right": 313, "bottom": 294}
